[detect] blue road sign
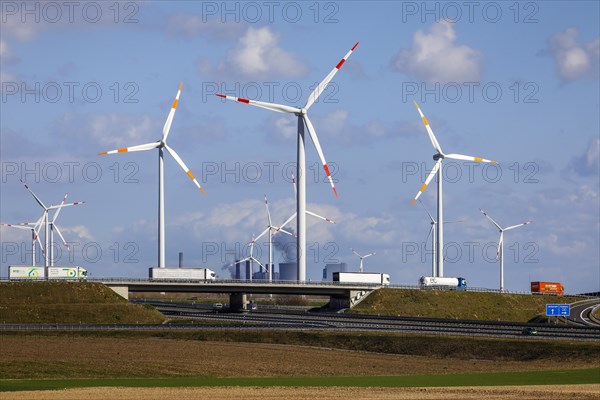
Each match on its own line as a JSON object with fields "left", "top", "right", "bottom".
{"left": 546, "top": 304, "right": 570, "bottom": 317}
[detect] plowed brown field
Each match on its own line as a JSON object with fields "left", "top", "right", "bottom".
{"left": 7, "top": 384, "right": 600, "bottom": 400}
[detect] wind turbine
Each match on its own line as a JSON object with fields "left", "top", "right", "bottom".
{"left": 233, "top": 235, "right": 264, "bottom": 282}
{"left": 278, "top": 173, "right": 337, "bottom": 232}
{"left": 409, "top": 101, "right": 497, "bottom": 277}
{"left": 480, "top": 209, "right": 531, "bottom": 292}
{"left": 254, "top": 195, "right": 294, "bottom": 282}
{"left": 19, "top": 179, "right": 85, "bottom": 267}
{"left": 418, "top": 200, "right": 463, "bottom": 277}
{"left": 216, "top": 42, "right": 358, "bottom": 281}
{"left": 98, "top": 83, "right": 205, "bottom": 269}
{"left": 350, "top": 248, "right": 375, "bottom": 273}
{"left": 1, "top": 215, "right": 45, "bottom": 266}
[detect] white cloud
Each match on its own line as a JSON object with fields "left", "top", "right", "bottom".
{"left": 55, "top": 112, "right": 159, "bottom": 150}
{"left": 546, "top": 28, "right": 599, "bottom": 81}
{"left": 60, "top": 225, "right": 94, "bottom": 241}
{"left": 199, "top": 26, "right": 309, "bottom": 79}
{"left": 391, "top": 21, "right": 484, "bottom": 83}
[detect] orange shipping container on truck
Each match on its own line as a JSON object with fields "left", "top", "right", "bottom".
{"left": 531, "top": 281, "right": 565, "bottom": 295}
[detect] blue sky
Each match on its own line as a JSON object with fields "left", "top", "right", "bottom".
{"left": 1, "top": 1, "right": 598, "bottom": 293}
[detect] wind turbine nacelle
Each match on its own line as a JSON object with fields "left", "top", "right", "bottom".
{"left": 433, "top": 153, "right": 443, "bottom": 161}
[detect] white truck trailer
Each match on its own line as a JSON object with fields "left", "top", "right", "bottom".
{"left": 8, "top": 266, "right": 88, "bottom": 280}
{"left": 333, "top": 272, "right": 391, "bottom": 286}
{"left": 149, "top": 268, "right": 216, "bottom": 281}
{"left": 8, "top": 266, "right": 45, "bottom": 279}
{"left": 419, "top": 276, "right": 467, "bottom": 290}
{"left": 48, "top": 267, "right": 88, "bottom": 280}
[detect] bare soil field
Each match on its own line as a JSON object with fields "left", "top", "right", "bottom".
{"left": 7, "top": 384, "right": 600, "bottom": 400}
{"left": 1, "top": 336, "right": 597, "bottom": 379}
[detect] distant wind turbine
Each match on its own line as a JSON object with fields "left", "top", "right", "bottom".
{"left": 409, "top": 101, "right": 497, "bottom": 277}
{"left": 98, "top": 83, "right": 205, "bottom": 269}
{"left": 480, "top": 208, "right": 532, "bottom": 292}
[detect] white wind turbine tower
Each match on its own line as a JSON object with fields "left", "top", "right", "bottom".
{"left": 409, "top": 101, "right": 497, "bottom": 277}
{"left": 1, "top": 215, "right": 45, "bottom": 266}
{"left": 216, "top": 42, "right": 358, "bottom": 281}
{"left": 98, "top": 83, "right": 205, "bottom": 269}
{"left": 480, "top": 209, "right": 532, "bottom": 292}
{"left": 234, "top": 235, "right": 264, "bottom": 282}
{"left": 350, "top": 248, "right": 375, "bottom": 273}
{"left": 417, "top": 200, "right": 463, "bottom": 277}
{"left": 19, "top": 179, "right": 85, "bottom": 267}
{"left": 254, "top": 195, "right": 294, "bottom": 282}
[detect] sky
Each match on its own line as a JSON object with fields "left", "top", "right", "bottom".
{"left": 1, "top": 1, "right": 599, "bottom": 294}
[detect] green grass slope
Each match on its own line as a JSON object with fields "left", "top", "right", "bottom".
{"left": 0, "top": 282, "right": 165, "bottom": 324}
{"left": 350, "top": 289, "right": 581, "bottom": 322}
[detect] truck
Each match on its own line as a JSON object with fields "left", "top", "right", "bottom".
{"left": 149, "top": 267, "right": 216, "bottom": 281}
{"left": 419, "top": 276, "right": 467, "bottom": 290}
{"left": 48, "top": 267, "right": 88, "bottom": 280}
{"left": 8, "top": 266, "right": 87, "bottom": 280}
{"left": 332, "top": 272, "right": 391, "bottom": 286}
{"left": 8, "top": 266, "right": 45, "bottom": 279}
{"left": 531, "top": 281, "right": 564, "bottom": 295}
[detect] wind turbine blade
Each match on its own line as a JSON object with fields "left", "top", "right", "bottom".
{"left": 303, "top": 115, "right": 337, "bottom": 198}
{"left": 306, "top": 210, "right": 336, "bottom": 224}
{"left": 49, "top": 201, "right": 85, "bottom": 210}
{"left": 413, "top": 101, "right": 443, "bottom": 154}
{"left": 291, "top": 174, "right": 297, "bottom": 196}
{"left": 505, "top": 221, "right": 532, "bottom": 231}
{"left": 351, "top": 248, "right": 361, "bottom": 258}
{"left": 264, "top": 195, "right": 273, "bottom": 227}
{"left": 410, "top": 160, "right": 441, "bottom": 207}
{"left": 479, "top": 208, "right": 503, "bottom": 231}
{"left": 33, "top": 218, "right": 46, "bottom": 255}
{"left": 162, "top": 82, "right": 183, "bottom": 142}
{"left": 418, "top": 199, "right": 435, "bottom": 223}
{"left": 304, "top": 42, "right": 359, "bottom": 110}
{"left": 235, "top": 257, "right": 251, "bottom": 264}
{"left": 251, "top": 257, "right": 264, "bottom": 270}
{"left": 497, "top": 232, "right": 504, "bottom": 260}
{"left": 215, "top": 94, "right": 301, "bottom": 114}
{"left": 51, "top": 193, "right": 68, "bottom": 223}
{"left": 272, "top": 226, "right": 295, "bottom": 237}
{"left": 425, "top": 224, "right": 434, "bottom": 247}
{"left": 19, "top": 179, "right": 47, "bottom": 209}
{"left": 52, "top": 224, "right": 71, "bottom": 252}
{"left": 164, "top": 144, "right": 206, "bottom": 196}
{"left": 1, "top": 223, "right": 34, "bottom": 231}
{"left": 445, "top": 153, "right": 498, "bottom": 164}
{"left": 363, "top": 253, "right": 375, "bottom": 258}
{"left": 98, "top": 141, "right": 160, "bottom": 156}
{"left": 279, "top": 213, "right": 296, "bottom": 231}
{"left": 254, "top": 226, "right": 271, "bottom": 242}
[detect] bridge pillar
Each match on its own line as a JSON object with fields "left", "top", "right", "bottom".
{"left": 230, "top": 292, "right": 248, "bottom": 312}
{"left": 106, "top": 284, "right": 129, "bottom": 300}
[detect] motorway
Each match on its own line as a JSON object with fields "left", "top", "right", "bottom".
{"left": 567, "top": 298, "right": 600, "bottom": 327}
{"left": 141, "top": 301, "right": 600, "bottom": 342}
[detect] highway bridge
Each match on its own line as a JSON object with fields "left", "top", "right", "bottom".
{"left": 95, "top": 278, "right": 380, "bottom": 309}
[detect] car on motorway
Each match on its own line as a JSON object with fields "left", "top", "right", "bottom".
{"left": 212, "top": 303, "right": 224, "bottom": 311}
{"left": 521, "top": 327, "right": 538, "bottom": 335}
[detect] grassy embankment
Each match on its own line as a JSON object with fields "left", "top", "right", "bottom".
{"left": 0, "top": 282, "right": 165, "bottom": 324}
{"left": 351, "top": 289, "right": 582, "bottom": 322}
